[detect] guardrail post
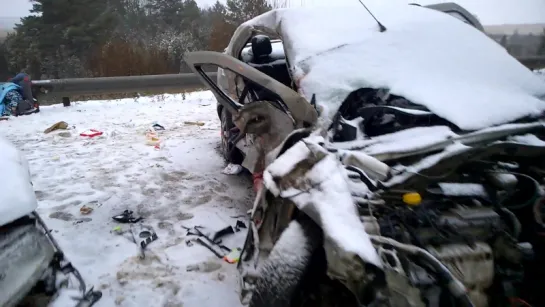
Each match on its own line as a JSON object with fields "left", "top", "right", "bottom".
{"left": 62, "top": 97, "right": 71, "bottom": 107}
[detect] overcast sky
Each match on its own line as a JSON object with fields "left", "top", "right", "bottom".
{"left": 0, "top": 0, "right": 544, "bottom": 25}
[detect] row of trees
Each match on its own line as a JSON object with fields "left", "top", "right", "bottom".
{"left": 2, "top": 1, "right": 543, "bottom": 81}
{"left": 0, "top": 0, "right": 280, "bottom": 79}
{"left": 497, "top": 29, "right": 545, "bottom": 57}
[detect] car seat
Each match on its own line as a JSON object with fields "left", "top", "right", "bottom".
{"left": 247, "top": 35, "right": 293, "bottom": 89}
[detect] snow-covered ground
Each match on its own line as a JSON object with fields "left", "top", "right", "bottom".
{"left": 0, "top": 91, "right": 252, "bottom": 307}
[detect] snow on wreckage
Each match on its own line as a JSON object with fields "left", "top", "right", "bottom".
{"left": 244, "top": 4, "right": 545, "bottom": 130}
{"left": 0, "top": 135, "right": 102, "bottom": 307}
{"left": 185, "top": 2, "right": 545, "bottom": 307}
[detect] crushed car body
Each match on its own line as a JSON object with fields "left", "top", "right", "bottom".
{"left": 240, "top": 4, "right": 545, "bottom": 130}
{"left": 185, "top": 2, "right": 545, "bottom": 307}
{"left": 188, "top": 2, "right": 545, "bottom": 175}
{"left": 0, "top": 136, "right": 101, "bottom": 307}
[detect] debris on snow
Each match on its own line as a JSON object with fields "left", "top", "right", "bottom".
{"left": 44, "top": 120, "right": 69, "bottom": 133}
{"left": 0, "top": 91, "right": 252, "bottom": 307}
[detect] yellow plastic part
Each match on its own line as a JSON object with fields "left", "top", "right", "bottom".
{"left": 403, "top": 192, "right": 422, "bottom": 206}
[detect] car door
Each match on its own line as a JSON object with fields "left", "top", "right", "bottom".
{"left": 184, "top": 51, "right": 318, "bottom": 128}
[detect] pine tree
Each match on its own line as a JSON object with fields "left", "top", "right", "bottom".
{"left": 225, "top": 0, "right": 271, "bottom": 26}
{"left": 208, "top": 1, "right": 235, "bottom": 51}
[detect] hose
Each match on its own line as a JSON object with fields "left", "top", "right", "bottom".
{"left": 369, "top": 235, "right": 475, "bottom": 307}
{"left": 499, "top": 208, "right": 522, "bottom": 239}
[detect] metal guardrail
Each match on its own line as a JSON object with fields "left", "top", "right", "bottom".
{"left": 33, "top": 72, "right": 217, "bottom": 98}
{"left": 30, "top": 56, "right": 545, "bottom": 105}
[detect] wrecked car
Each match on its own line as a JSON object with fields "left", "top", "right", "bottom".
{"left": 189, "top": 2, "right": 484, "bottom": 174}
{"left": 0, "top": 136, "right": 101, "bottom": 307}
{"left": 185, "top": 2, "right": 545, "bottom": 307}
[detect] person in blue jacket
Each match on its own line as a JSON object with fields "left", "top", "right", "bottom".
{"left": 8, "top": 73, "right": 38, "bottom": 107}
{"left": 0, "top": 82, "right": 24, "bottom": 116}
{"left": 1, "top": 72, "right": 38, "bottom": 117}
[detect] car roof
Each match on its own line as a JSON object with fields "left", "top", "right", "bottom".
{"left": 420, "top": 2, "right": 484, "bottom": 32}
{"left": 240, "top": 3, "right": 484, "bottom": 49}
{"left": 231, "top": 3, "right": 545, "bottom": 130}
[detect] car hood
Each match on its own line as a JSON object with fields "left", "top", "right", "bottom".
{"left": 0, "top": 136, "right": 37, "bottom": 225}
{"left": 245, "top": 4, "right": 545, "bottom": 131}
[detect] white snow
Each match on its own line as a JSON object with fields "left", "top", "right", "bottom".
{"left": 334, "top": 125, "right": 457, "bottom": 152}
{"left": 385, "top": 142, "right": 471, "bottom": 187}
{"left": 263, "top": 136, "right": 382, "bottom": 268}
{"left": 508, "top": 133, "right": 545, "bottom": 146}
{"left": 0, "top": 92, "right": 253, "bottom": 307}
{"left": 437, "top": 183, "right": 488, "bottom": 197}
{"left": 245, "top": 5, "right": 545, "bottom": 130}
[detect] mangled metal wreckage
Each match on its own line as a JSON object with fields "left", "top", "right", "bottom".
{"left": 0, "top": 136, "right": 102, "bottom": 307}
{"left": 185, "top": 3, "right": 545, "bottom": 307}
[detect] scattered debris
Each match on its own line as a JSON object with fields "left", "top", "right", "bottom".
{"left": 80, "top": 129, "right": 103, "bottom": 138}
{"left": 235, "top": 220, "right": 247, "bottom": 231}
{"left": 111, "top": 225, "right": 123, "bottom": 235}
{"left": 44, "top": 121, "right": 69, "bottom": 134}
{"left": 0, "top": 116, "right": 9, "bottom": 121}
{"left": 73, "top": 218, "right": 92, "bottom": 225}
{"left": 80, "top": 288, "right": 103, "bottom": 306}
{"left": 222, "top": 163, "right": 244, "bottom": 175}
{"left": 183, "top": 221, "right": 247, "bottom": 260}
{"left": 139, "top": 229, "right": 158, "bottom": 249}
{"left": 184, "top": 121, "right": 205, "bottom": 126}
{"left": 223, "top": 248, "right": 242, "bottom": 264}
{"left": 146, "top": 130, "right": 161, "bottom": 147}
{"left": 128, "top": 224, "right": 158, "bottom": 258}
{"left": 195, "top": 237, "right": 226, "bottom": 258}
{"left": 112, "top": 210, "right": 143, "bottom": 224}
{"left": 152, "top": 123, "right": 165, "bottom": 131}
{"left": 58, "top": 131, "right": 72, "bottom": 138}
{"left": 211, "top": 225, "right": 235, "bottom": 242}
{"left": 79, "top": 205, "right": 93, "bottom": 215}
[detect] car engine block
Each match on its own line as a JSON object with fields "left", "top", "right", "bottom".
{"left": 358, "top": 190, "right": 532, "bottom": 307}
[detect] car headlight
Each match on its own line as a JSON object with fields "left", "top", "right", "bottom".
{"left": 0, "top": 223, "right": 55, "bottom": 307}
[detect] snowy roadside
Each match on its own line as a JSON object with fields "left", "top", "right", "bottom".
{"left": 0, "top": 91, "right": 252, "bottom": 307}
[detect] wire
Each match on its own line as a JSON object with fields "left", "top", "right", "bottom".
{"left": 509, "top": 297, "right": 533, "bottom": 307}
{"left": 389, "top": 166, "right": 458, "bottom": 180}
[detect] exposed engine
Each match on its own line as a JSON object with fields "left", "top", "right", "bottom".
{"left": 332, "top": 88, "right": 545, "bottom": 307}
{"left": 354, "top": 183, "right": 538, "bottom": 307}
{"left": 237, "top": 87, "right": 545, "bottom": 307}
